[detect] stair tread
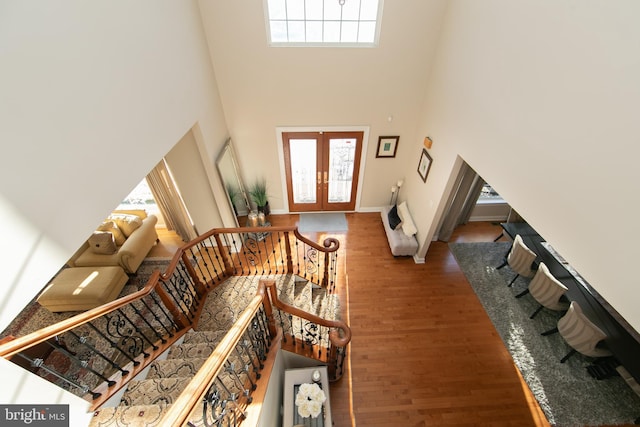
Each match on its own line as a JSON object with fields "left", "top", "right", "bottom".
{"left": 90, "top": 403, "right": 169, "bottom": 427}
{"left": 183, "top": 329, "right": 227, "bottom": 344}
{"left": 167, "top": 342, "right": 218, "bottom": 360}
{"left": 278, "top": 274, "right": 314, "bottom": 312}
{"left": 94, "top": 272, "right": 339, "bottom": 424}
{"left": 146, "top": 358, "right": 208, "bottom": 379}
{"left": 120, "top": 377, "right": 192, "bottom": 406}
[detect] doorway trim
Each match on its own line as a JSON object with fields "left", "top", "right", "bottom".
{"left": 276, "top": 126, "right": 370, "bottom": 213}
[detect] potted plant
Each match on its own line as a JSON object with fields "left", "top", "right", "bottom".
{"left": 249, "top": 179, "right": 270, "bottom": 215}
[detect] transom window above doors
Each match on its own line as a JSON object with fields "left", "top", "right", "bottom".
{"left": 264, "top": 0, "right": 383, "bottom": 47}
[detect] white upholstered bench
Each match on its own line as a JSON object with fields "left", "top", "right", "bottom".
{"left": 381, "top": 204, "right": 419, "bottom": 256}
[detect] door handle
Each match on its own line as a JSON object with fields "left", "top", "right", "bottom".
{"left": 324, "top": 171, "right": 328, "bottom": 184}
{"left": 317, "top": 171, "right": 322, "bottom": 185}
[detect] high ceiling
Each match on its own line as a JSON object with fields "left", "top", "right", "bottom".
{"left": 197, "top": 0, "right": 448, "bottom": 206}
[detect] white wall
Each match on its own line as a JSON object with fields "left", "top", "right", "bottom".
{"left": 407, "top": 0, "right": 640, "bottom": 331}
{"left": 0, "top": 0, "right": 229, "bottom": 411}
{"left": 198, "top": 0, "right": 448, "bottom": 211}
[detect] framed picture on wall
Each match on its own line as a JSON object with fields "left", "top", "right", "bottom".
{"left": 376, "top": 136, "right": 399, "bottom": 158}
{"left": 417, "top": 148, "right": 433, "bottom": 182}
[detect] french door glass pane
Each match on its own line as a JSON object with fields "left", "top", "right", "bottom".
{"left": 290, "top": 139, "right": 317, "bottom": 204}
{"left": 328, "top": 138, "right": 356, "bottom": 203}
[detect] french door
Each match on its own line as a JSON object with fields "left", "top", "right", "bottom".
{"left": 282, "top": 131, "right": 363, "bottom": 212}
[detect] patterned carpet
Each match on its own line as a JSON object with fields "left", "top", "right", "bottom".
{"left": 449, "top": 242, "right": 640, "bottom": 427}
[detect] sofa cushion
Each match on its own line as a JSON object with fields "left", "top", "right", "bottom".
{"left": 397, "top": 201, "right": 417, "bottom": 237}
{"left": 98, "top": 221, "right": 126, "bottom": 245}
{"left": 387, "top": 205, "right": 402, "bottom": 230}
{"left": 108, "top": 214, "right": 143, "bottom": 237}
{"left": 88, "top": 231, "right": 117, "bottom": 254}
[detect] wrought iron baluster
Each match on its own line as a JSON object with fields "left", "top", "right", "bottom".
{"left": 15, "top": 353, "right": 100, "bottom": 399}
{"left": 255, "top": 307, "right": 271, "bottom": 350}
{"left": 224, "top": 361, "right": 251, "bottom": 405}
{"left": 234, "top": 347, "right": 256, "bottom": 393}
{"left": 294, "top": 238, "right": 301, "bottom": 277}
{"left": 210, "top": 237, "right": 227, "bottom": 277}
{"left": 238, "top": 338, "right": 260, "bottom": 378}
{"left": 187, "top": 245, "right": 208, "bottom": 285}
{"left": 246, "top": 320, "right": 265, "bottom": 367}
{"left": 176, "top": 262, "right": 201, "bottom": 304}
{"left": 105, "top": 311, "right": 150, "bottom": 359}
{"left": 140, "top": 294, "right": 175, "bottom": 338}
{"left": 298, "top": 316, "right": 306, "bottom": 349}
{"left": 201, "top": 385, "right": 227, "bottom": 427}
{"left": 45, "top": 338, "right": 115, "bottom": 386}
{"left": 87, "top": 321, "right": 140, "bottom": 367}
{"left": 67, "top": 330, "right": 129, "bottom": 376}
{"left": 128, "top": 300, "right": 167, "bottom": 344}
{"left": 336, "top": 345, "right": 346, "bottom": 378}
{"left": 214, "top": 374, "right": 235, "bottom": 401}
{"left": 223, "top": 234, "right": 243, "bottom": 275}
{"left": 113, "top": 307, "right": 158, "bottom": 351}
{"left": 168, "top": 268, "right": 199, "bottom": 318}
{"left": 161, "top": 278, "right": 193, "bottom": 320}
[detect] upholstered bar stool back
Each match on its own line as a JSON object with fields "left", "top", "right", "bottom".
{"left": 503, "top": 234, "right": 537, "bottom": 287}
{"left": 556, "top": 301, "right": 612, "bottom": 363}
{"left": 519, "top": 262, "right": 570, "bottom": 319}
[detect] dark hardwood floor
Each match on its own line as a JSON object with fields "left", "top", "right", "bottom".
{"left": 156, "top": 214, "right": 632, "bottom": 427}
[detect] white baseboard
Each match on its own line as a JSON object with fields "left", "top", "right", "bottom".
{"left": 469, "top": 215, "right": 508, "bottom": 222}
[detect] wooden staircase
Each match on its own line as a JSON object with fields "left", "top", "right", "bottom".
{"left": 90, "top": 274, "right": 340, "bottom": 426}
{"left": 0, "top": 226, "right": 349, "bottom": 427}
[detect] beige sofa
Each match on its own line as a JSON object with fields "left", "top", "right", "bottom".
{"left": 70, "top": 210, "right": 159, "bottom": 274}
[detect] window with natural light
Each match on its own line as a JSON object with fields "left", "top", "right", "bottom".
{"left": 265, "top": 0, "right": 382, "bottom": 46}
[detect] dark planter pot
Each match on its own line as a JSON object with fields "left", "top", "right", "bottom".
{"left": 257, "top": 201, "right": 270, "bottom": 216}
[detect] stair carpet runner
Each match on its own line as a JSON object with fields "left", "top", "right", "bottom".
{"left": 90, "top": 274, "right": 339, "bottom": 426}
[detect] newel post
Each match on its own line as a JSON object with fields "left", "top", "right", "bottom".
{"left": 284, "top": 231, "right": 293, "bottom": 274}
{"left": 213, "top": 233, "right": 234, "bottom": 276}
{"left": 259, "top": 279, "right": 278, "bottom": 338}
{"left": 180, "top": 252, "right": 207, "bottom": 295}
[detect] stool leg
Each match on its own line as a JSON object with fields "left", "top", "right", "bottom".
{"left": 529, "top": 305, "right": 544, "bottom": 319}
{"left": 561, "top": 349, "right": 577, "bottom": 363}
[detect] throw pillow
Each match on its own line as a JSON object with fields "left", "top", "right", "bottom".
{"left": 387, "top": 205, "right": 402, "bottom": 230}
{"left": 98, "top": 221, "right": 126, "bottom": 245}
{"left": 397, "top": 201, "right": 418, "bottom": 237}
{"left": 108, "top": 214, "right": 143, "bottom": 237}
{"left": 88, "top": 231, "right": 117, "bottom": 254}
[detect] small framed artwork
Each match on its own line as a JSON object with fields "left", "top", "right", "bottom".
{"left": 376, "top": 136, "right": 399, "bottom": 158}
{"left": 417, "top": 148, "right": 433, "bottom": 182}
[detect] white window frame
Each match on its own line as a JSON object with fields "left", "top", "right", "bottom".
{"left": 263, "top": 0, "right": 384, "bottom": 48}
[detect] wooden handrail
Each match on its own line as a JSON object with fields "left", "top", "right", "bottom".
{"left": 0, "top": 225, "right": 343, "bottom": 416}
{"left": 293, "top": 229, "right": 340, "bottom": 253}
{"left": 0, "top": 270, "right": 163, "bottom": 359}
{"left": 263, "top": 279, "right": 351, "bottom": 347}
{"left": 158, "top": 282, "right": 270, "bottom": 426}
{"left": 182, "top": 225, "right": 297, "bottom": 247}
{"left": 186, "top": 225, "right": 340, "bottom": 254}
